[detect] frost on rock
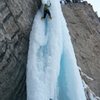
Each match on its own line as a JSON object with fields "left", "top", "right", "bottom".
{"left": 79, "top": 67, "right": 100, "bottom": 100}
{"left": 82, "top": 80, "right": 100, "bottom": 100}
{"left": 26, "top": 0, "right": 86, "bottom": 100}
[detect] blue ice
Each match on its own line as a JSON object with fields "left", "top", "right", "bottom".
{"left": 26, "top": 0, "right": 86, "bottom": 100}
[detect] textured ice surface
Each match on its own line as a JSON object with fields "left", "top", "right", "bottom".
{"left": 27, "top": 0, "right": 86, "bottom": 100}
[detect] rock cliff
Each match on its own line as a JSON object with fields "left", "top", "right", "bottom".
{"left": 0, "top": 0, "right": 41, "bottom": 100}
{"left": 0, "top": 0, "right": 100, "bottom": 99}
{"left": 62, "top": 2, "right": 100, "bottom": 97}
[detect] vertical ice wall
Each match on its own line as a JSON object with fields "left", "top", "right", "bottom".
{"left": 26, "top": 0, "right": 86, "bottom": 100}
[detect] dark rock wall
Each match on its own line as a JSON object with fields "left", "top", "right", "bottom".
{"left": 0, "top": 0, "right": 41, "bottom": 100}
{"left": 62, "top": 3, "right": 100, "bottom": 97}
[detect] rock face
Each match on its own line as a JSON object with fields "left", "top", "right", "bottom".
{"left": 0, "top": 0, "right": 41, "bottom": 100}
{"left": 62, "top": 2, "right": 100, "bottom": 97}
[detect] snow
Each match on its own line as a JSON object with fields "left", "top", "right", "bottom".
{"left": 79, "top": 67, "right": 94, "bottom": 81}
{"left": 80, "top": 68, "right": 100, "bottom": 100}
{"left": 83, "top": 80, "right": 100, "bottom": 100}
{"left": 26, "top": 0, "right": 86, "bottom": 100}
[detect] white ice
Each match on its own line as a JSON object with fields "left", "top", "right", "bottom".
{"left": 27, "top": 0, "right": 86, "bottom": 100}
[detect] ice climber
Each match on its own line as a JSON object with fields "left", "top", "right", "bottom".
{"left": 41, "top": 3, "right": 52, "bottom": 19}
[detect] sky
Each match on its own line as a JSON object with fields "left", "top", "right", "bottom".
{"left": 86, "top": 0, "right": 100, "bottom": 16}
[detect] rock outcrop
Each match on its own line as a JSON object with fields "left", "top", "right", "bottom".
{"left": 0, "top": 0, "right": 41, "bottom": 100}
{"left": 62, "top": 2, "right": 100, "bottom": 97}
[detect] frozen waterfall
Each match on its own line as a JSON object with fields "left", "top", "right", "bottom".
{"left": 26, "top": 0, "right": 86, "bottom": 100}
